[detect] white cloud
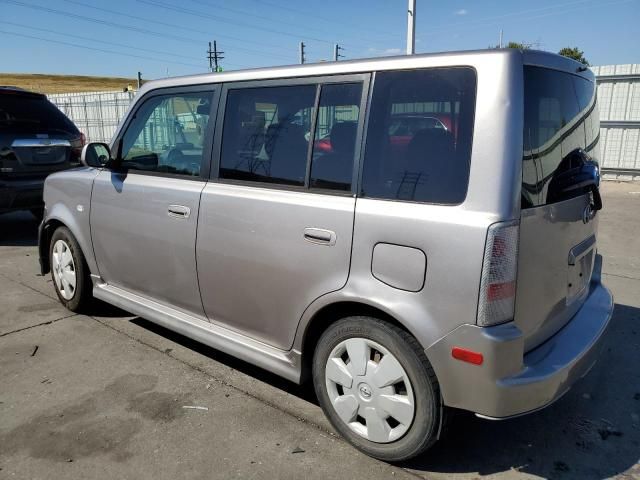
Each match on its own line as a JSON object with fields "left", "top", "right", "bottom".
{"left": 368, "top": 47, "right": 403, "bottom": 56}
{"left": 454, "top": 9, "right": 468, "bottom": 15}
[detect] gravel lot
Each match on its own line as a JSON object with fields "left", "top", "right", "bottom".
{"left": 1, "top": 181, "right": 639, "bottom": 479}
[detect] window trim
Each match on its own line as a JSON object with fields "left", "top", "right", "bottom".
{"left": 110, "top": 84, "right": 220, "bottom": 182}
{"left": 209, "top": 73, "right": 371, "bottom": 196}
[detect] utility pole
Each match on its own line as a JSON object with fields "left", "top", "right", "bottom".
{"left": 406, "top": 0, "right": 416, "bottom": 55}
{"left": 499, "top": 29, "right": 503, "bottom": 48}
{"left": 333, "top": 44, "right": 345, "bottom": 61}
{"left": 299, "top": 41, "right": 306, "bottom": 64}
{"left": 137, "top": 71, "right": 142, "bottom": 89}
{"left": 207, "top": 41, "right": 224, "bottom": 72}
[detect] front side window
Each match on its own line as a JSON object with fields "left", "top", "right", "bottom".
{"left": 121, "top": 92, "right": 213, "bottom": 177}
{"left": 361, "top": 68, "right": 477, "bottom": 204}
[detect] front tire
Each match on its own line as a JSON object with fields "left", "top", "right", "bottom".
{"left": 312, "top": 316, "right": 445, "bottom": 462}
{"left": 49, "top": 226, "right": 92, "bottom": 312}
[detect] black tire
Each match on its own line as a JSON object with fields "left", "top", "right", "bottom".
{"left": 49, "top": 226, "right": 92, "bottom": 312}
{"left": 312, "top": 316, "right": 446, "bottom": 462}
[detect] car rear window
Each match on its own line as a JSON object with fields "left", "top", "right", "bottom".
{"left": 0, "top": 94, "right": 78, "bottom": 134}
{"left": 522, "top": 66, "right": 597, "bottom": 208}
{"left": 360, "top": 67, "right": 477, "bottom": 204}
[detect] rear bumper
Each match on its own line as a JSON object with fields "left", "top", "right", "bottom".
{"left": 0, "top": 176, "right": 46, "bottom": 213}
{"left": 426, "top": 255, "right": 614, "bottom": 419}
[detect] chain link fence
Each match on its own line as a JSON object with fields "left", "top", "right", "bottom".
{"left": 47, "top": 90, "right": 137, "bottom": 144}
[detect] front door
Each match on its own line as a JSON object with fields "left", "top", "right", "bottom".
{"left": 91, "top": 87, "right": 216, "bottom": 317}
{"left": 196, "top": 76, "right": 369, "bottom": 349}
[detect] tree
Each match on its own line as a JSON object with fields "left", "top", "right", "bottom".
{"left": 558, "top": 47, "right": 589, "bottom": 66}
{"left": 506, "top": 41, "right": 529, "bottom": 49}
{"left": 488, "top": 41, "right": 531, "bottom": 50}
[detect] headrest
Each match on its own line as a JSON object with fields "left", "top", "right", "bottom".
{"left": 329, "top": 122, "right": 357, "bottom": 154}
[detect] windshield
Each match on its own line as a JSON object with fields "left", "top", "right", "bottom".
{"left": 0, "top": 94, "right": 78, "bottom": 133}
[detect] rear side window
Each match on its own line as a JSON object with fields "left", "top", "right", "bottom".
{"left": 220, "top": 82, "right": 364, "bottom": 191}
{"left": 220, "top": 85, "right": 316, "bottom": 186}
{"left": 0, "top": 94, "right": 77, "bottom": 133}
{"left": 360, "top": 67, "right": 477, "bottom": 204}
{"left": 309, "top": 83, "right": 362, "bottom": 191}
{"left": 522, "top": 66, "right": 596, "bottom": 207}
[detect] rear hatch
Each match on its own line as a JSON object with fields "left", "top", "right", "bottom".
{"left": 515, "top": 62, "right": 602, "bottom": 351}
{"left": 0, "top": 89, "right": 83, "bottom": 177}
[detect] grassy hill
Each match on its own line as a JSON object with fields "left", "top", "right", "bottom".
{"left": 0, "top": 73, "right": 142, "bottom": 94}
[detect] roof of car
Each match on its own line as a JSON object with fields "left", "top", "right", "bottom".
{"left": 138, "top": 48, "right": 593, "bottom": 95}
{"left": 0, "top": 86, "right": 45, "bottom": 97}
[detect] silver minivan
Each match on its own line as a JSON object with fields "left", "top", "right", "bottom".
{"left": 38, "top": 49, "right": 613, "bottom": 461}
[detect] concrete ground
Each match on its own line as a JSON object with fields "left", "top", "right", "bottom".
{"left": 0, "top": 181, "right": 639, "bottom": 480}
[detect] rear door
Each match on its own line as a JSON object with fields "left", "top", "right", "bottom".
{"left": 516, "top": 65, "right": 601, "bottom": 350}
{"left": 196, "top": 74, "right": 369, "bottom": 350}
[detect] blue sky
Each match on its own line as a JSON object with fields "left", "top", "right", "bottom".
{"left": 0, "top": 0, "right": 638, "bottom": 79}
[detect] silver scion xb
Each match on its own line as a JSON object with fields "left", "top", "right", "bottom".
{"left": 38, "top": 49, "right": 613, "bottom": 461}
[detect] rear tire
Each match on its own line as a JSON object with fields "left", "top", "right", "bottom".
{"left": 49, "top": 226, "right": 92, "bottom": 312}
{"left": 312, "top": 316, "right": 446, "bottom": 462}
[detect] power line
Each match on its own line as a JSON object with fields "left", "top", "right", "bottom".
{"left": 0, "top": 29, "right": 206, "bottom": 70}
{"left": 0, "top": 0, "right": 293, "bottom": 61}
{"left": 416, "top": 0, "right": 634, "bottom": 37}
{"left": 59, "top": 0, "right": 291, "bottom": 54}
{"left": 136, "top": 0, "right": 339, "bottom": 46}
{"left": 0, "top": 21, "right": 212, "bottom": 64}
{"left": 245, "top": 0, "right": 402, "bottom": 40}
{"left": 186, "top": 0, "right": 401, "bottom": 49}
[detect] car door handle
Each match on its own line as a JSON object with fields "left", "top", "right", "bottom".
{"left": 167, "top": 205, "right": 191, "bottom": 219}
{"left": 303, "top": 228, "right": 336, "bottom": 246}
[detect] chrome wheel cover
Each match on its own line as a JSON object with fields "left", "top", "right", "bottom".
{"left": 52, "top": 239, "right": 76, "bottom": 300}
{"left": 325, "top": 337, "right": 415, "bottom": 443}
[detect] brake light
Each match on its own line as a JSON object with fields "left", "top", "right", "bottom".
{"left": 477, "top": 221, "right": 519, "bottom": 327}
{"left": 70, "top": 132, "right": 86, "bottom": 165}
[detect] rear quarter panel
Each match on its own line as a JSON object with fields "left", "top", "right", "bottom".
{"left": 294, "top": 50, "right": 525, "bottom": 352}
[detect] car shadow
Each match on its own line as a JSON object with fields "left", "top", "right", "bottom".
{"left": 128, "top": 317, "right": 318, "bottom": 404}
{"left": 0, "top": 211, "right": 39, "bottom": 246}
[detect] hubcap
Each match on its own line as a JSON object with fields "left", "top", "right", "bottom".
{"left": 51, "top": 239, "right": 76, "bottom": 300}
{"left": 325, "top": 338, "right": 415, "bottom": 443}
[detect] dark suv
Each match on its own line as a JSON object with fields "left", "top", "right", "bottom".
{"left": 1, "top": 87, "right": 84, "bottom": 219}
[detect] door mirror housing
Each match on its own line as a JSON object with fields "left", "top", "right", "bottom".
{"left": 81, "top": 142, "right": 112, "bottom": 168}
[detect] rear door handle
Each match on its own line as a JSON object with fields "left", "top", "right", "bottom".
{"left": 167, "top": 205, "right": 191, "bottom": 219}
{"left": 303, "top": 228, "right": 336, "bottom": 246}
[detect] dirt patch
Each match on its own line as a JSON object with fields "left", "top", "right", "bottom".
{"left": 0, "top": 374, "right": 192, "bottom": 462}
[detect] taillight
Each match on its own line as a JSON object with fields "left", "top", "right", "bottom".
{"left": 477, "top": 221, "right": 519, "bottom": 327}
{"left": 70, "top": 132, "right": 86, "bottom": 165}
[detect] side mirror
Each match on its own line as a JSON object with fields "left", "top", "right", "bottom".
{"left": 81, "top": 142, "right": 111, "bottom": 168}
